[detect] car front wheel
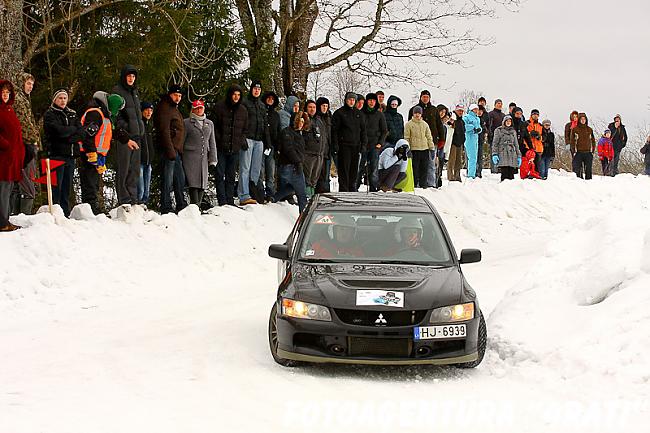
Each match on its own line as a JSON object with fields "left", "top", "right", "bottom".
{"left": 456, "top": 310, "right": 487, "bottom": 369}
{"left": 268, "top": 303, "right": 299, "bottom": 367}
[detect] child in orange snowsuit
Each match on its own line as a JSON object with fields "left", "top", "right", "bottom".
{"left": 519, "top": 149, "right": 541, "bottom": 179}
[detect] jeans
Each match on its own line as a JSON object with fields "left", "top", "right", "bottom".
{"left": 138, "top": 163, "right": 152, "bottom": 204}
{"left": 539, "top": 156, "right": 554, "bottom": 179}
{"left": 611, "top": 148, "right": 622, "bottom": 176}
{"left": 238, "top": 139, "right": 264, "bottom": 201}
{"left": 600, "top": 158, "right": 611, "bottom": 176}
{"left": 257, "top": 151, "right": 276, "bottom": 198}
{"left": 161, "top": 154, "right": 187, "bottom": 213}
{"left": 274, "top": 164, "right": 308, "bottom": 213}
{"left": 216, "top": 150, "right": 238, "bottom": 205}
{"left": 51, "top": 157, "right": 75, "bottom": 217}
{"left": 356, "top": 148, "right": 379, "bottom": 192}
{"left": 572, "top": 152, "right": 593, "bottom": 180}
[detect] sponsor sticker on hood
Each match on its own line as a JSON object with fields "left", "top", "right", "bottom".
{"left": 356, "top": 290, "right": 404, "bottom": 308}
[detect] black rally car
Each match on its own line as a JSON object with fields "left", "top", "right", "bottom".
{"left": 268, "top": 193, "right": 486, "bottom": 367}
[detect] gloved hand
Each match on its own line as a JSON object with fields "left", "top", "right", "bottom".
{"left": 474, "top": 128, "right": 481, "bottom": 134}
{"left": 86, "top": 152, "right": 98, "bottom": 164}
{"left": 97, "top": 165, "right": 107, "bottom": 174}
{"left": 492, "top": 155, "right": 499, "bottom": 165}
{"left": 263, "top": 148, "right": 272, "bottom": 156}
{"left": 517, "top": 157, "right": 522, "bottom": 167}
{"left": 241, "top": 140, "right": 249, "bottom": 151}
{"left": 208, "top": 163, "right": 217, "bottom": 175}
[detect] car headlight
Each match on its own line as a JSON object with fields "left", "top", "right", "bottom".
{"left": 282, "top": 298, "right": 332, "bottom": 321}
{"left": 429, "top": 303, "right": 474, "bottom": 323}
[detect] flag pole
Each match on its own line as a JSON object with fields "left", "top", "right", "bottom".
{"left": 46, "top": 158, "right": 53, "bottom": 214}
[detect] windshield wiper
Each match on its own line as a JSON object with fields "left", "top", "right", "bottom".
{"left": 298, "top": 258, "right": 341, "bottom": 263}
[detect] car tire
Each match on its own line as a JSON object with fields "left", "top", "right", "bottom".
{"left": 268, "top": 303, "right": 299, "bottom": 367}
{"left": 456, "top": 310, "right": 487, "bottom": 369}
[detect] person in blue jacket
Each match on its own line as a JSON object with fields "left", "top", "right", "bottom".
{"left": 463, "top": 104, "right": 482, "bottom": 178}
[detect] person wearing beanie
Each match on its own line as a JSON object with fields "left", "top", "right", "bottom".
{"left": 511, "top": 107, "right": 532, "bottom": 156}
{"left": 213, "top": 84, "right": 248, "bottom": 206}
{"left": 447, "top": 104, "right": 466, "bottom": 182}
{"left": 182, "top": 100, "right": 217, "bottom": 207}
{"left": 0, "top": 81, "right": 25, "bottom": 231}
{"left": 355, "top": 93, "right": 365, "bottom": 111}
{"left": 259, "top": 91, "right": 281, "bottom": 201}
{"left": 405, "top": 105, "right": 434, "bottom": 188}
{"left": 597, "top": 128, "right": 615, "bottom": 176}
{"left": 315, "top": 96, "right": 333, "bottom": 194}
{"left": 408, "top": 90, "right": 440, "bottom": 150}
{"left": 491, "top": 115, "right": 521, "bottom": 182}
{"left": 526, "top": 109, "right": 544, "bottom": 174}
{"left": 139, "top": 101, "right": 155, "bottom": 204}
{"left": 42, "top": 87, "right": 82, "bottom": 217}
{"left": 608, "top": 114, "right": 628, "bottom": 176}
{"left": 569, "top": 113, "right": 596, "bottom": 180}
{"left": 239, "top": 80, "right": 270, "bottom": 205}
{"left": 332, "top": 92, "right": 367, "bottom": 191}
{"left": 540, "top": 119, "right": 555, "bottom": 180}
{"left": 303, "top": 99, "right": 324, "bottom": 198}
{"left": 462, "top": 104, "right": 482, "bottom": 179}
{"left": 357, "top": 92, "right": 388, "bottom": 192}
{"left": 112, "top": 64, "right": 145, "bottom": 207}
{"left": 78, "top": 91, "right": 131, "bottom": 214}
{"left": 384, "top": 95, "right": 404, "bottom": 148}
{"left": 154, "top": 84, "right": 187, "bottom": 213}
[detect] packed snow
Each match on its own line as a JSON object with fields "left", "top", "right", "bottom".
{"left": 1, "top": 170, "right": 649, "bottom": 433}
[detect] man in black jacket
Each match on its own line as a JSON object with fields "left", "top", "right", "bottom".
{"left": 408, "top": 90, "right": 440, "bottom": 144}
{"left": 357, "top": 93, "right": 388, "bottom": 192}
{"left": 274, "top": 112, "right": 308, "bottom": 213}
{"left": 112, "top": 65, "right": 144, "bottom": 206}
{"left": 332, "top": 92, "right": 367, "bottom": 192}
{"left": 447, "top": 104, "right": 465, "bottom": 182}
{"left": 608, "top": 114, "right": 628, "bottom": 176}
{"left": 213, "top": 84, "right": 248, "bottom": 206}
{"left": 239, "top": 80, "right": 269, "bottom": 205}
{"left": 139, "top": 102, "right": 155, "bottom": 204}
{"left": 315, "top": 97, "right": 333, "bottom": 193}
{"left": 512, "top": 107, "right": 533, "bottom": 156}
{"left": 259, "top": 91, "right": 281, "bottom": 201}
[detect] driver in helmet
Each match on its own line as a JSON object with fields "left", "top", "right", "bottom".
{"left": 382, "top": 216, "right": 427, "bottom": 256}
{"left": 311, "top": 214, "right": 364, "bottom": 258}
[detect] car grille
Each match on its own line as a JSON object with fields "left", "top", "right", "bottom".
{"left": 348, "top": 337, "right": 412, "bottom": 357}
{"left": 334, "top": 309, "right": 427, "bottom": 327}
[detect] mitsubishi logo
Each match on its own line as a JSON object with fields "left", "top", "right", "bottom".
{"left": 375, "top": 314, "right": 387, "bottom": 325}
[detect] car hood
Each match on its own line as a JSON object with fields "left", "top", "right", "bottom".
{"left": 286, "top": 262, "right": 464, "bottom": 310}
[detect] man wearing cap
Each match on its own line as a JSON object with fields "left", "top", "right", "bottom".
{"left": 463, "top": 104, "right": 482, "bottom": 179}
{"left": 357, "top": 92, "right": 388, "bottom": 192}
{"left": 527, "top": 109, "right": 544, "bottom": 171}
{"left": 488, "top": 99, "right": 505, "bottom": 173}
{"left": 112, "top": 64, "right": 144, "bottom": 206}
{"left": 42, "top": 88, "right": 82, "bottom": 217}
{"left": 154, "top": 84, "right": 187, "bottom": 214}
{"left": 408, "top": 90, "right": 440, "bottom": 145}
{"left": 332, "top": 92, "right": 367, "bottom": 192}
{"left": 139, "top": 102, "right": 155, "bottom": 204}
{"left": 447, "top": 104, "right": 465, "bottom": 182}
{"left": 240, "top": 80, "right": 270, "bottom": 205}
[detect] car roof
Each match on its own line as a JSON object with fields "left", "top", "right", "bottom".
{"left": 313, "top": 192, "right": 433, "bottom": 213}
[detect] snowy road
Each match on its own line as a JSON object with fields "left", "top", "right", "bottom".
{"left": 2, "top": 171, "right": 649, "bottom": 433}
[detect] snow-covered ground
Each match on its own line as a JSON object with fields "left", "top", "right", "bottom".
{"left": 1, "top": 170, "right": 649, "bottom": 433}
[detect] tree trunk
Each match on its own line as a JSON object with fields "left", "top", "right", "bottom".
{"left": 0, "top": 0, "right": 25, "bottom": 82}
{"left": 235, "top": 0, "right": 276, "bottom": 90}
{"left": 280, "top": 0, "right": 317, "bottom": 99}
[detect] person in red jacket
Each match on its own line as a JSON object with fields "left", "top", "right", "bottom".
{"left": 597, "top": 129, "right": 615, "bottom": 176}
{"left": 0, "top": 80, "right": 26, "bottom": 232}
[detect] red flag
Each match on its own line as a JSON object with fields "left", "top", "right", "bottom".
{"left": 41, "top": 159, "right": 65, "bottom": 173}
{"left": 34, "top": 172, "right": 58, "bottom": 186}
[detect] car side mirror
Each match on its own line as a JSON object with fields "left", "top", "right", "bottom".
{"left": 268, "top": 244, "right": 290, "bottom": 260}
{"left": 459, "top": 249, "right": 481, "bottom": 264}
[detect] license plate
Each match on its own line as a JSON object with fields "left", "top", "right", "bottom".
{"left": 414, "top": 324, "right": 466, "bottom": 340}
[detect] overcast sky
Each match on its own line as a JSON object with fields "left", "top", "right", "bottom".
{"left": 385, "top": 0, "right": 650, "bottom": 140}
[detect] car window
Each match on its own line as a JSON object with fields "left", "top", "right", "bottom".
{"left": 297, "top": 211, "right": 453, "bottom": 265}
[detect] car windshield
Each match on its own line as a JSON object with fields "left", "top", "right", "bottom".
{"left": 297, "top": 211, "right": 453, "bottom": 265}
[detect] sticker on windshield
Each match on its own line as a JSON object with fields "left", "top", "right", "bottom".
{"left": 315, "top": 215, "right": 334, "bottom": 224}
{"left": 356, "top": 290, "right": 404, "bottom": 308}
{"left": 305, "top": 249, "right": 315, "bottom": 256}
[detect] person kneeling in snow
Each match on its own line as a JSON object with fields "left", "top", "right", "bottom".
{"left": 597, "top": 129, "right": 615, "bottom": 176}
{"left": 79, "top": 92, "right": 132, "bottom": 215}
{"left": 520, "top": 149, "right": 541, "bottom": 180}
{"left": 378, "top": 139, "right": 409, "bottom": 192}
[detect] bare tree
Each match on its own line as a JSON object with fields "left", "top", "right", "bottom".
{"left": 457, "top": 88, "right": 485, "bottom": 109}
{"left": 235, "top": 0, "right": 520, "bottom": 98}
